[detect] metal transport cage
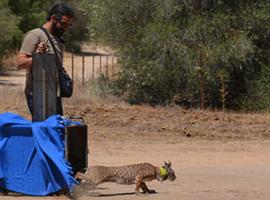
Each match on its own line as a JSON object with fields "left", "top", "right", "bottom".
{"left": 65, "top": 116, "right": 88, "bottom": 175}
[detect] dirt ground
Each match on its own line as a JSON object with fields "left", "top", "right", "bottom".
{"left": 1, "top": 69, "right": 270, "bottom": 200}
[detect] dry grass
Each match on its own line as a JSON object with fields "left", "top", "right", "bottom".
{"left": 1, "top": 50, "right": 270, "bottom": 142}
{"left": 1, "top": 82, "right": 270, "bottom": 141}
{"left": 0, "top": 82, "right": 122, "bottom": 120}
{"left": 0, "top": 86, "right": 30, "bottom": 118}
{"left": 1, "top": 52, "right": 18, "bottom": 72}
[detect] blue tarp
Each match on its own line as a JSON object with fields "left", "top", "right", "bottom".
{"left": 0, "top": 112, "right": 78, "bottom": 196}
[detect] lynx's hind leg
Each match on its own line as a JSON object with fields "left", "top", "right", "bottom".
{"left": 135, "top": 175, "right": 143, "bottom": 195}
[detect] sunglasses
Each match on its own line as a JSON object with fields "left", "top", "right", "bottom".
{"left": 57, "top": 20, "right": 72, "bottom": 29}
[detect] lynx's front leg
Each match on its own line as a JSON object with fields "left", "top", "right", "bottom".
{"left": 135, "top": 175, "right": 156, "bottom": 195}
{"left": 140, "top": 182, "right": 156, "bottom": 194}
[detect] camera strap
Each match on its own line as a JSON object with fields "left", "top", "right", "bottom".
{"left": 40, "top": 27, "right": 63, "bottom": 70}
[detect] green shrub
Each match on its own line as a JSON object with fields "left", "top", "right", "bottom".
{"left": 240, "top": 64, "right": 270, "bottom": 111}
{"left": 89, "top": 75, "right": 116, "bottom": 98}
{"left": 88, "top": 0, "right": 270, "bottom": 110}
{"left": 0, "top": 6, "right": 21, "bottom": 69}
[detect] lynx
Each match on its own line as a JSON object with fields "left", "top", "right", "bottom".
{"left": 75, "top": 161, "right": 176, "bottom": 195}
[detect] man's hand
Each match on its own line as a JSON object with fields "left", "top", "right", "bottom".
{"left": 16, "top": 40, "right": 50, "bottom": 70}
{"left": 35, "top": 40, "right": 49, "bottom": 53}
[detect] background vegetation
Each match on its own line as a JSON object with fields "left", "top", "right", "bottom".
{"left": 0, "top": 0, "right": 89, "bottom": 63}
{"left": 1, "top": 0, "right": 270, "bottom": 110}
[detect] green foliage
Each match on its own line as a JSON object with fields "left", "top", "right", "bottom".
{"left": 63, "top": 1, "right": 91, "bottom": 53}
{"left": 1, "top": 0, "right": 270, "bottom": 110}
{"left": 240, "top": 64, "right": 270, "bottom": 111}
{"left": 0, "top": 0, "right": 90, "bottom": 68}
{"left": 89, "top": 0, "right": 270, "bottom": 110}
{"left": 8, "top": 0, "right": 48, "bottom": 32}
{"left": 0, "top": 5, "right": 21, "bottom": 68}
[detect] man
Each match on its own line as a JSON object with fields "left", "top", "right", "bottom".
{"left": 16, "top": 3, "right": 74, "bottom": 115}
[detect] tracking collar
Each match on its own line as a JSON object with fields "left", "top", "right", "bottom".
{"left": 159, "top": 166, "right": 168, "bottom": 179}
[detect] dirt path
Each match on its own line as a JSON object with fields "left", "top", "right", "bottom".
{"left": 1, "top": 140, "right": 270, "bottom": 200}
{"left": 78, "top": 139, "right": 270, "bottom": 200}
{"left": 0, "top": 71, "right": 25, "bottom": 87}
{"left": 1, "top": 71, "right": 270, "bottom": 200}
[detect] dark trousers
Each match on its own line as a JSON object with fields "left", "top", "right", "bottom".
{"left": 25, "top": 94, "right": 63, "bottom": 116}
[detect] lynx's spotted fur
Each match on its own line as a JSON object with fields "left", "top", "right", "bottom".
{"left": 75, "top": 161, "right": 176, "bottom": 194}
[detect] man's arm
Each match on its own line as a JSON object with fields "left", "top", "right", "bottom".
{"left": 16, "top": 30, "right": 37, "bottom": 70}
{"left": 16, "top": 53, "right": 32, "bottom": 70}
{"left": 16, "top": 42, "right": 50, "bottom": 70}
{"left": 16, "top": 29, "right": 49, "bottom": 70}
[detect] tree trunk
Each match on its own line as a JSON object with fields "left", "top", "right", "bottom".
{"left": 199, "top": 52, "right": 205, "bottom": 109}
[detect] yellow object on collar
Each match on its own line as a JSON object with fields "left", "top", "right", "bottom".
{"left": 159, "top": 167, "right": 168, "bottom": 177}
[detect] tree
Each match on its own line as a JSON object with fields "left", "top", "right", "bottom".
{"left": 7, "top": 0, "right": 90, "bottom": 53}
{"left": 88, "top": 0, "right": 270, "bottom": 110}
{"left": 0, "top": 4, "right": 21, "bottom": 69}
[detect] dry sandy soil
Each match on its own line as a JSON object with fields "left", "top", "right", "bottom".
{"left": 1, "top": 70, "right": 270, "bottom": 200}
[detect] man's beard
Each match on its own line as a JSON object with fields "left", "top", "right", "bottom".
{"left": 52, "top": 21, "right": 65, "bottom": 38}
